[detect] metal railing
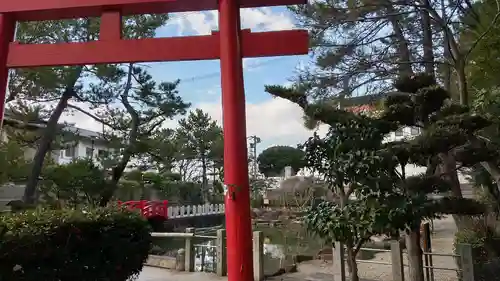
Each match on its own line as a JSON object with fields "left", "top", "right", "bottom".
{"left": 421, "top": 251, "right": 462, "bottom": 281}
{"left": 333, "top": 241, "right": 474, "bottom": 281}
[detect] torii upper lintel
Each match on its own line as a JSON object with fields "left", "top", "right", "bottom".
{"left": 0, "top": 0, "right": 307, "bottom": 21}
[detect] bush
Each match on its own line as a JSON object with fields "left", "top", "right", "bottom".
{"left": 0, "top": 207, "right": 152, "bottom": 281}
{"left": 454, "top": 218, "right": 500, "bottom": 281}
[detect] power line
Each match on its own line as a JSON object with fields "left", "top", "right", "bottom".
{"left": 178, "top": 57, "right": 288, "bottom": 84}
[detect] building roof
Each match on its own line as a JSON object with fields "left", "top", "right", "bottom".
{"left": 63, "top": 125, "right": 104, "bottom": 140}
{"left": 3, "top": 114, "right": 105, "bottom": 141}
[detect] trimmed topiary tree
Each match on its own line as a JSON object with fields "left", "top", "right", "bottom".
{"left": 266, "top": 73, "right": 489, "bottom": 281}
{"left": 0, "top": 207, "right": 152, "bottom": 281}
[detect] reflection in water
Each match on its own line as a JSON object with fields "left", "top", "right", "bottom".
{"left": 194, "top": 241, "right": 216, "bottom": 272}
{"left": 258, "top": 224, "right": 325, "bottom": 274}
{"left": 264, "top": 243, "right": 285, "bottom": 259}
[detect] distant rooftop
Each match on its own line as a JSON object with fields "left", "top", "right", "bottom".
{"left": 3, "top": 113, "right": 104, "bottom": 140}
{"left": 63, "top": 125, "right": 104, "bottom": 140}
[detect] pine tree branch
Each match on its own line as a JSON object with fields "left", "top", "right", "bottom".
{"left": 66, "top": 104, "right": 117, "bottom": 130}
{"left": 463, "top": 6, "right": 500, "bottom": 62}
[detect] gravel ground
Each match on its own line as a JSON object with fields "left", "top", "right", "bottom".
{"left": 294, "top": 216, "right": 459, "bottom": 281}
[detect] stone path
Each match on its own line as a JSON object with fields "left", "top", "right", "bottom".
{"left": 137, "top": 266, "right": 373, "bottom": 281}
{"left": 137, "top": 266, "right": 226, "bottom": 281}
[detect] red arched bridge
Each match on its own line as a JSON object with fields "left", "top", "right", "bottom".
{"left": 117, "top": 200, "right": 225, "bottom": 219}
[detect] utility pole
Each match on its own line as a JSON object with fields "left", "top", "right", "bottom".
{"left": 248, "top": 135, "right": 261, "bottom": 179}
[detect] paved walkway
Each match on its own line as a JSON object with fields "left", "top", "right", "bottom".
{"left": 137, "top": 266, "right": 374, "bottom": 281}
{"left": 137, "top": 267, "right": 226, "bottom": 281}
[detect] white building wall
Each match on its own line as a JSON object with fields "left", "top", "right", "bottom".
{"left": 385, "top": 126, "right": 468, "bottom": 183}
{"left": 57, "top": 138, "right": 111, "bottom": 165}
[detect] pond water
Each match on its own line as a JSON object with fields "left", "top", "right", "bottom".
{"left": 151, "top": 223, "right": 326, "bottom": 275}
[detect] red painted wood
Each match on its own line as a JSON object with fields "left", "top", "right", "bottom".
{"left": 118, "top": 200, "right": 169, "bottom": 219}
{"left": 100, "top": 11, "right": 122, "bottom": 41}
{"left": 7, "top": 30, "right": 308, "bottom": 68}
{"left": 0, "top": 0, "right": 307, "bottom": 21}
{"left": 0, "top": 14, "right": 15, "bottom": 131}
{"left": 0, "top": 3, "right": 309, "bottom": 281}
{"left": 219, "top": 0, "right": 253, "bottom": 280}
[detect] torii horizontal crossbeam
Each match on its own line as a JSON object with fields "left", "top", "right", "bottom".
{"left": 7, "top": 30, "right": 308, "bottom": 67}
{"left": 0, "top": 0, "right": 306, "bottom": 21}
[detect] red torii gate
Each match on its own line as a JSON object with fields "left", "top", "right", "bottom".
{"left": 0, "top": 1, "right": 308, "bottom": 280}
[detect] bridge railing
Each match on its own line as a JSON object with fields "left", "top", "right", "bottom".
{"left": 150, "top": 228, "right": 265, "bottom": 280}
{"left": 167, "top": 203, "right": 225, "bottom": 219}
{"left": 117, "top": 201, "right": 225, "bottom": 219}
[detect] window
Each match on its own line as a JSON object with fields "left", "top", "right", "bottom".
{"left": 86, "top": 147, "right": 94, "bottom": 158}
{"left": 65, "top": 146, "right": 76, "bottom": 158}
{"left": 98, "top": 149, "right": 108, "bottom": 158}
{"left": 395, "top": 128, "right": 404, "bottom": 137}
{"left": 411, "top": 127, "right": 420, "bottom": 135}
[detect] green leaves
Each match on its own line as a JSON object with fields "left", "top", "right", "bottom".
{"left": 0, "top": 207, "right": 151, "bottom": 281}
{"left": 40, "top": 159, "right": 107, "bottom": 207}
{"left": 305, "top": 197, "right": 415, "bottom": 244}
{"left": 174, "top": 109, "right": 224, "bottom": 197}
{"left": 0, "top": 141, "right": 31, "bottom": 184}
{"left": 393, "top": 74, "right": 436, "bottom": 94}
{"left": 257, "top": 146, "right": 306, "bottom": 177}
{"left": 272, "top": 71, "right": 490, "bottom": 253}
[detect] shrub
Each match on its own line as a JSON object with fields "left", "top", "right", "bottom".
{"left": 454, "top": 218, "right": 500, "bottom": 281}
{"left": 0, "top": 207, "right": 152, "bottom": 281}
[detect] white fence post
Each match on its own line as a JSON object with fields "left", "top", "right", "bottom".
{"left": 253, "top": 231, "right": 264, "bottom": 281}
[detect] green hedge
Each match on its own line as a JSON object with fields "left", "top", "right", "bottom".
{"left": 0, "top": 207, "right": 152, "bottom": 281}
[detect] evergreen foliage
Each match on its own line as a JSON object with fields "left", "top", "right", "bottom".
{"left": 266, "top": 73, "right": 489, "bottom": 281}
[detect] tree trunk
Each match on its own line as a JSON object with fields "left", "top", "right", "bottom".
{"left": 456, "top": 60, "right": 469, "bottom": 105}
{"left": 439, "top": 153, "right": 463, "bottom": 198}
{"left": 439, "top": 153, "right": 474, "bottom": 230}
{"left": 469, "top": 136, "right": 500, "bottom": 194}
{"left": 99, "top": 64, "right": 137, "bottom": 206}
{"left": 406, "top": 228, "right": 425, "bottom": 281}
{"left": 23, "top": 90, "right": 73, "bottom": 204}
{"left": 481, "top": 161, "right": 500, "bottom": 193}
{"left": 386, "top": 4, "right": 413, "bottom": 76}
{"left": 441, "top": 0, "right": 452, "bottom": 92}
{"left": 201, "top": 156, "right": 208, "bottom": 202}
{"left": 346, "top": 246, "right": 360, "bottom": 281}
{"left": 420, "top": 0, "right": 435, "bottom": 76}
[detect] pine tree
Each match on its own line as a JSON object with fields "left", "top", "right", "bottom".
{"left": 266, "top": 73, "right": 489, "bottom": 281}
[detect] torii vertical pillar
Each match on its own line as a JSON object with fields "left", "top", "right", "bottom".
{"left": 0, "top": 1, "right": 308, "bottom": 280}
{"left": 219, "top": 1, "right": 254, "bottom": 281}
{"left": 0, "top": 14, "right": 14, "bottom": 129}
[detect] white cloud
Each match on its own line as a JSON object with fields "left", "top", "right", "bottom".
{"left": 61, "top": 97, "right": 327, "bottom": 151}
{"left": 195, "top": 96, "right": 327, "bottom": 148}
{"left": 167, "top": 7, "right": 295, "bottom": 36}
{"left": 60, "top": 7, "right": 306, "bottom": 149}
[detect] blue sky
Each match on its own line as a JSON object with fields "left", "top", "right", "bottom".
{"left": 64, "top": 7, "right": 325, "bottom": 154}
